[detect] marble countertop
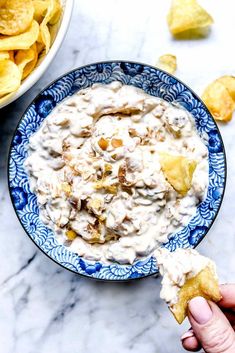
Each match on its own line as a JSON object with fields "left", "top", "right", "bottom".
{"left": 1, "top": 1, "right": 235, "bottom": 352}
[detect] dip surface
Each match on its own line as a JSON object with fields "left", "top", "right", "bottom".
{"left": 24, "top": 82, "right": 208, "bottom": 264}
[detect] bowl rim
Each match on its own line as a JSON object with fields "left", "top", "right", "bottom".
{"left": 8, "top": 60, "right": 227, "bottom": 281}
{"left": 0, "top": 0, "right": 74, "bottom": 109}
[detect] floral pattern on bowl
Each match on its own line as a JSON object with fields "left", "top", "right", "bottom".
{"left": 8, "top": 61, "right": 226, "bottom": 280}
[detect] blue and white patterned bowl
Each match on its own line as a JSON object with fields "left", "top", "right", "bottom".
{"left": 8, "top": 61, "right": 226, "bottom": 281}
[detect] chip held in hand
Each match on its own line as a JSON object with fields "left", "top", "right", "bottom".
{"left": 156, "top": 248, "right": 221, "bottom": 324}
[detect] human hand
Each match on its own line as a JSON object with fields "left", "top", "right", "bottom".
{"left": 181, "top": 284, "right": 235, "bottom": 352}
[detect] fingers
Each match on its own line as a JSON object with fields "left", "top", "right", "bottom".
{"left": 181, "top": 329, "right": 201, "bottom": 351}
{"left": 219, "top": 284, "right": 235, "bottom": 309}
{"left": 188, "top": 297, "right": 235, "bottom": 353}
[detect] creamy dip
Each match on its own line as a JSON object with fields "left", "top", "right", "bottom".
{"left": 156, "top": 248, "right": 217, "bottom": 305}
{"left": 24, "top": 81, "right": 208, "bottom": 264}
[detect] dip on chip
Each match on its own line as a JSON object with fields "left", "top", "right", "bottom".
{"left": 156, "top": 248, "right": 221, "bottom": 324}
{"left": 156, "top": 54, "right": 177, "bottom": 74}
{"left": 202, "top": 76, "right": 235, "bottom": 122}
{"left": 167, "top": 0, "right": 213, "bottom": 37}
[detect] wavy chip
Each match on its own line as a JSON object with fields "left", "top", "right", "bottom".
{"left": 202, "top": 80, "right": 235, "bottom": 122}
{"left": 0, "top": 20, "right": 39, "bottom": 51}
{"left": 171, "top": 266, "right": 221, "bottom": 324}
{"left": 159, "top": 152, "right": 197, "bottom": 196}
{"left": 167, "top": 0, "right": 213, "bottom": 36}
{"left": 0, "top": 0, "right": 34, "bottom": 36}
{"left": 0, "top": 59, "right": 21, "bottom": 97}
{"left": 40, "top": 0, "right": 62, "bottom": 53}
{"left": 217, "top": 76, "right": 235, "bottom": 101}
{"left": 157, "top": 54, "right": 177, "bottom": 74}
{"left": 33, "top": 0, "right": 49, "bottom": 23}
{"left": 15, "top": 43, "right": 38, "bottom": 79}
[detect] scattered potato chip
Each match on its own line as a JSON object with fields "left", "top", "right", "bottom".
{"left": 0, "top": 20, "right": 39, "bottom": 51}
{"left": 33, "top": 0, "right": 49, "bottom": 23}
{"left": 0, "top": 0, "right": 34, "bottom": 36}
{"left": 202, "top": 80, "right": 235, "bottom": 122}
{"left": 171, "top": 266, "right": 221, "bottom": 324}
{"left": 167, "top": 0, "right": 213, "bottom": 36}
{"left": 217, "top": 76, "right": 235, "bottom": 101}
{"left": 159, "top": 152, "right": 197, "bottom": 196}
{"left": 157, "top": 54, "right": 177, "bottom": 74}
{"left": 0, "top": 59, "right": 21, "bottom": 97}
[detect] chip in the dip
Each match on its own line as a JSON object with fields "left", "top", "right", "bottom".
{"left": 167, "top": 0, "right": 213, "bottom": 37}
{"left": 159, "top": 152, "right": 197, "bottom": 196}
{"left": 156, "top": 248, "right": 221, "bottom": 324}
{"left": 156, "top": 54, "right": 177, "bottom": 75}
{"left": 24, "top": 82, "right": 209, "bottom": 265}
{"left": 202, "top": 78, "right": 235, "bottom": 122}
{"left": 0, "top": 0, "right": 62, "bottom": 102}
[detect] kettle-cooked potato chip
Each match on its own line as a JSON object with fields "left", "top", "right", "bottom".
{"left": 49, "top": 0, "right": 62, "bottom": 25}
{"left": 40, "top": 0, "right": 62, "bottom": 53}
{"left": 33, "top": 0, "right": 49, "bottom": 23}
{"left": 167, "top": 0, "right": 213, "bottom": 36}
{"left": 202, "top": 80, "right": 235, "bottom": 122}
{"left": 0, "top": 0, "right": 62, "bottom": 104}
{"left": 0, "top": 20, "right": 39, "bottom": 51}
{"left": 156, "top": 54, "right": 177, "bottom": 74}
{"left": 171, "top": 266, "right": 221, "bottom": 324}
{"left": 22, "top": 43, "right": 38, "bottom": 79}
{"left": 14, "top": 44, "right": 38, "bottom": 79}
{"left": 159, "top": 152, "right": 197, "bottom": 196}
{"left": 0, "top": 59, "right": 21, "bottom": 97}
{"left": 217, "top": 76, "right": 235, "bottom": 101}
{"left": 0, "top": 0, "right": 34, "bottom": 36}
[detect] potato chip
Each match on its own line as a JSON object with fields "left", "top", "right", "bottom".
{"left": 49, "top": 0, "right": 62, "bottom": 25}
{"left": 159, "top": 152, "right": 197, "bottom": 196}
{"left": 0, "top": 0, "right": 34, "bottom": 36}
{"left": 40, "top": 0, "right": 62, "bottom": 53}
{"left": 202, "top": 80, "right": 235, "bottom": 122}
{"left": 15, "top": 44, "right": 38, "bottom": 79}
{"left": 157, "top": 54, "right": 177, "bottom": 74}
{"left": 33, "top": 0, "right": 49, "bottom": 23}
{"left": 217, "top": 76, "right": 235, "bottom": 101}
{"left": 0, "top": 59, "right": 21, "bottom": 97}
{"left": 171, "top": 266, "right": 221, "bottom": 324}
{"left": 167, "top": 0, "right": 213, "bottom": 36}
{"left": 0, "top": 20, "right": 39, "bottom": 51}
{"left": 22, "top": 44, "right": 38, "bottom": 79}
{"left": 0, "top": 51, "right": 9, "bottom": 60}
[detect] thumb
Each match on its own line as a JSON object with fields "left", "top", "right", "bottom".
{"left": 188, "top": 297, "right": 235, "bottom": 353}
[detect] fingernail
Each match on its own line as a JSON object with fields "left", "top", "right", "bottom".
{"left": 181, "top": 329, "right": 194, "bottom": 341}
{"left": 188, "top": 297, "right": 212, "bottom": 324}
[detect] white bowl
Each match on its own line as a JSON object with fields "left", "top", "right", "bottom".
{"left": 0, "top": 0, "right": 74, "bottom": 109}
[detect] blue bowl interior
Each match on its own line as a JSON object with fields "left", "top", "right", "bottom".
{"left": 8, "top": 61, "right": 226, "bottom": 280}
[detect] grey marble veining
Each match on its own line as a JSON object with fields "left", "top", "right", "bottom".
{"left": 0, "top": 1, "right": 235, "bottom": 352}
